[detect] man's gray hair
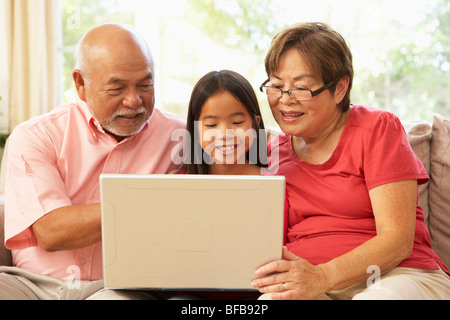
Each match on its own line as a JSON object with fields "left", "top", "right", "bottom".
{"left": 74, "top": 38, "right": 87, "bottom": 75}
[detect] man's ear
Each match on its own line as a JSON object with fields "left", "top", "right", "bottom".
{"left": 72, "top": 69, "right": 87, "bottom": 102}
{"left": 334, "top": 76, "right": 349, "bottom": 104}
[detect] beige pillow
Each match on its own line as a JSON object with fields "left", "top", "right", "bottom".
{"left": 402, "top": 120, "right": 432, "bottom": 225}
{"left": 0, "top": 197, "right": 12, "bottom": 266}
{"left": 429, "top": 114, "right": 450, "bottom": 269}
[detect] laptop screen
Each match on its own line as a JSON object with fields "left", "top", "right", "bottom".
{"left": 100, "top": 174, "right": 285, "bottom": 291}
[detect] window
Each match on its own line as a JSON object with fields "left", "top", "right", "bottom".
{"left": 59, "top": 0, "right": 136, "bottom": 103}
{"left": 59, "top": 0, "right": 450, "bottom": 127}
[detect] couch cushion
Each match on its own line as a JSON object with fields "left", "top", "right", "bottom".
{"left": 428, "top": 114, "right": 450, "bottom": 269}
{"left": 0, "top": 196, "right": 13, "bottom": 266}
{"left": 402, "top": 120, "right": 432, "bottom": 225}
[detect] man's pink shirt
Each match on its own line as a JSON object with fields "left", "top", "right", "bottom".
{"left": 4, "top": 101, "right": 186, "bottom": 281}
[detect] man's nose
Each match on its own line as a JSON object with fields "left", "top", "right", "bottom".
{"left": 123, "top": 89, "right": 142, "bottom": 108}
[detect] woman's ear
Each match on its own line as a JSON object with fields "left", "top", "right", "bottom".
{"left": 334, "top": 76, "right": 349, "bottom": 104}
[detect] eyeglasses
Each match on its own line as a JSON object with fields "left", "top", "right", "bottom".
{"left": 259, "top": 79, "right": 337, "bottom": 101}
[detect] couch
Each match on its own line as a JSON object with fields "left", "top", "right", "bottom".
{"left": 0, "top": 115, "right": 449, "bottom": 271}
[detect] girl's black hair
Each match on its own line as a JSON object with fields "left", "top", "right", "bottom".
{"left": 186, "top": 70, "right": 267, "bottom": 174}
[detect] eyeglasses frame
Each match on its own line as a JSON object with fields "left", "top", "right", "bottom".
{"left": 259, "top": 79, "right": 337, "bottom": 101}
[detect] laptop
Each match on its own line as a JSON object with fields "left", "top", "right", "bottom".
{"left": 100, "top": 174, "right": 285, "bottom": 291}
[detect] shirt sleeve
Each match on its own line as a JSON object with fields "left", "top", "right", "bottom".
{"left": 363, "top": 112, "right": 429, "bottom": 190}
{"left": 4, "top": 124, "right": 72, "bottom": 250}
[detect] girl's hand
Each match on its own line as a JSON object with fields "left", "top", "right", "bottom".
{"left": 251, "top": 246, "right": 328, "bottom": 300}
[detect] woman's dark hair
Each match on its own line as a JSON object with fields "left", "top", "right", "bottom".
{"left": 186, "top": 70, "right": 267, "bottom": 174}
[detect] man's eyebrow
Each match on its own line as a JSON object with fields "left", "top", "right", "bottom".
{"left": 107, "top": 77, "right": 123, "bottom": 85}
{"left": 139, "top": 73, "right": 153, "bottom": 82}
{"left": 107, "top": 73, "right": 153, "bottom": 85}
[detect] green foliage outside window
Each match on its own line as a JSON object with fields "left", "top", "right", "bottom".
{"left": 60, "top": 0, "right": 450, "bottom": 123}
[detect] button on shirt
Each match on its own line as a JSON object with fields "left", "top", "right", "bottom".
{"left": 4, "top": 101, "right": 186, "bottom": 281}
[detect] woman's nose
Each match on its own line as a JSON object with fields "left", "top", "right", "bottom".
{"left": 279, "top": 90, "right": 295, "bottom": 105}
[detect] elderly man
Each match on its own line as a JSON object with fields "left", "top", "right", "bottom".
{"left": 0, "top": 24, "right": 185, "bottom": 299}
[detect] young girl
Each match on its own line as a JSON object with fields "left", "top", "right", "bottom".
{"left": 171, "top": 70, "right": 287, "bottom": 300}
{"left": 185, "top": 70, "right": 268, "bottom": 175}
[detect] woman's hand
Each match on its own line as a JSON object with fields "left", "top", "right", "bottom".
{"left": 251, "top": 247, "right": 328, "bottom": 300}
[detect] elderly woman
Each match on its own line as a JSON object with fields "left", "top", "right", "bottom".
{"left": 251, "top": 22, "right": 450, "bottom": 300}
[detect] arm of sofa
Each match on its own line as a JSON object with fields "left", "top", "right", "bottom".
{"left": 0, "top": 196, "right": 13, "bottom": 266}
